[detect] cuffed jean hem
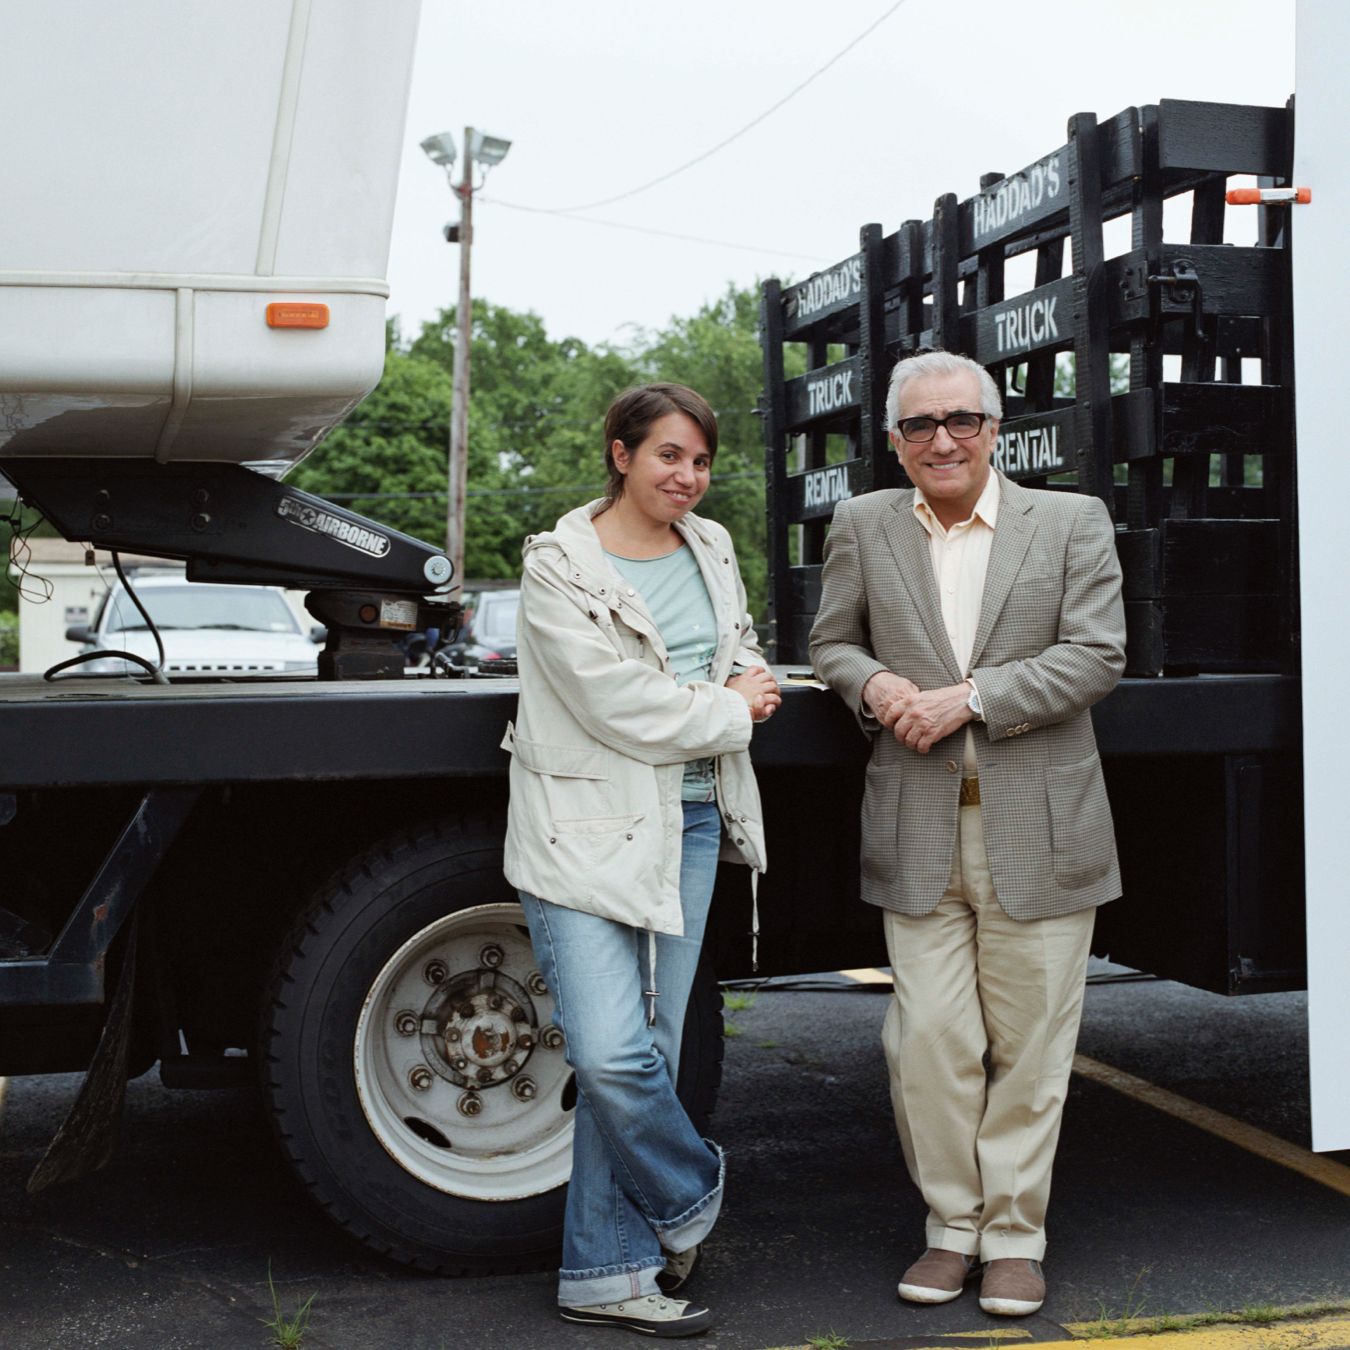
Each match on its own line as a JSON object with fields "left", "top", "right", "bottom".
{"left": 653, "top": 1140, "right": 725, "bottom": 1254}
{"left": 925, "top": 1224, "right": 981, "bottom": 1257}
{"left": 557, "top": 1257, "right": 665, "bottom": 1308}
{"left": 978, "top": 1232, "right": 1048, "bottom": 1262}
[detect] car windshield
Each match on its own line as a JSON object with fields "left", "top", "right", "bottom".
{"left": 475, "top": 593, "right": 519, "bottom": 644}
{"left": 102, "top": 586, "right": 300, "bottom": 635}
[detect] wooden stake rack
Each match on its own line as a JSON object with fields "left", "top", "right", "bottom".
{"left": 760, "top": 99, "right": 1297, "bottom": 677}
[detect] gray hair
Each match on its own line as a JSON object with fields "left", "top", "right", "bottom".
{"left": 885, "top": 350, "right": 1003, "bottom": 429}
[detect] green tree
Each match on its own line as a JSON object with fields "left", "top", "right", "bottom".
{"left": 407, "top": 302, "right": 642, "bottom": 579}
{"left": 631, "top": 284, "right": 770, "bottom": 616}
{"left": 290, "top": 288, "right": 777, "bottom": 613}
{"left": 288, "top": 346, "right": 450, "bottom": 547}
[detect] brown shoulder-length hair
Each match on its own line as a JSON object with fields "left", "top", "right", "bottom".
{"left": 598, "top": 383, "right": 719, "bottom": 509}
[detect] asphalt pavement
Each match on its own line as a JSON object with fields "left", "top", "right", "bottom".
{"left": 2, "top": 962, "right": 1347, "bottom": 1349}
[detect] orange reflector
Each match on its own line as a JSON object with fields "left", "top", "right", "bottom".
{"left": 266, "top": 302, "right": 330, "bottom": 329}
{"left": 1226, "top": 186, "right": 1312, "bottom": 205}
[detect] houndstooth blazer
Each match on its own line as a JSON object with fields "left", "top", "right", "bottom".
{"left": 809, "top": 473, "right": 1126, "bottom": 921}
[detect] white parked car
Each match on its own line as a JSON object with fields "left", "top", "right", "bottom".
{"left": 67, "top": 577, "right": 320, "bottom": 678}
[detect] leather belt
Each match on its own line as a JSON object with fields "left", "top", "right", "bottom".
{"left": 959, "top": 776, "right": 981, "bottom": 807}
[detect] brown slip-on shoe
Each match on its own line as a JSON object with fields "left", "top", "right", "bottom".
{"left": 978, "top": 1257, "right": 1045, "bottom": 1315}
{"left": 897, "top": 1247, "right": 981, "bottom": 1304}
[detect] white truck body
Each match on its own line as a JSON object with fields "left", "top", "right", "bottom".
{"left": 0, "top": 0, "right": 420, "bottom": 472}
{"left": 1293, "top": 0, "right": 1350, "bottom": 1153}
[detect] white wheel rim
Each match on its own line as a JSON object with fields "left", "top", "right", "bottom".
{"left": 353, "top": 901, "right": 573, "bottom": 1200}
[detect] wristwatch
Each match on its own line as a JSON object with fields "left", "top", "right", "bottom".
{"left": 965, "top": 680, "right": 984, "bottom": 722}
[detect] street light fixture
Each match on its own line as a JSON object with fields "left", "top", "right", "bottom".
{"left": 468, "top": 131, "right": 511, "bottom": 166}
{"left": 419, "top": 131, "right": 457, "bottom": 168}
{"left": 421, "top": 126, "right": 510, "bottom": 589}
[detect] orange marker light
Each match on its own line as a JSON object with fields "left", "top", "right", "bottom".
{"left": 1226, "top": 187, "right": 1312, "bottom": 206}
{"left": 266, "top": 302, "right": 330, "bottom": 329}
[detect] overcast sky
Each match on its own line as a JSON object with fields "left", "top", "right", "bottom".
{"left": 386, "top": 0, "right": 1295, "bottom": 349}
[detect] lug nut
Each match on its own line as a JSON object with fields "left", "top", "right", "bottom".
{"left": 527, "top": 971, "right": 548, "bottom": 996}
{"left": 476, "top": 1067, "right": 494, "bottom": 1084}
{"left": 540, "top": 1026, "right": 564, "bottom": 1050}
{"left": 394, "top": 1011, "right": 418, "bottom": 1036}
{"left": 517, "top": 1035, "right": 533, "bottom": 1051}
{"left": 424, "top": 960, "right": 448, "bottom": 986}
{"left": 503, "top": 1058, "right": 519, "bottom": 1076}
{"left": 512, "top": 1076, "right": 537, "bottom": 1101}
{"left": 488, "top": 994, "right": 504, "bottom": 1011}
{"left": 452, "top": 1056, "right": 468, "bottom": 1071}
{"left": 457, "top": 1003, "right": 475, "bottom": 1020}
{"left": 409, "top": 1065, "right": 433, "bottom": 1092}
{"left": 479, "top": 943, "right": 505, "bottom": 969}
{"left": 446, "top": 1027, "right": 461, "bottom": 1043}
{"left": 457, "top": 1092, "right": 483, "bottom": 1117}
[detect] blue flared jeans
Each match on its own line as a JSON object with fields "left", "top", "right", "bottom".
{"left": 518, "top": 800, "right": 724, "bottom": 1307}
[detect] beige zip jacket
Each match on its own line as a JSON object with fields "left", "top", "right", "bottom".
{"left": 502, "top": 500, "right": 767, "bottom": 936}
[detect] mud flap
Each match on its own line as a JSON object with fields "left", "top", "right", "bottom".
{"left": 27, "top": 917, "right": 138, "bottom": 1193}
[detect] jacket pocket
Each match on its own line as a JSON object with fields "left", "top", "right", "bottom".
{"left": 505, "top": 725, "right": 616, "bottom": 838}
{"left": 1046, "top": 755, "right": 1113, "bottom": 888}
{"left": 550, "top": 813, "right": 648, "bottom": 882}
{"left": 511, "top": 732, "right": 609, "bottom": 780}
{"left": 554, "top": 812, "right": 645, "bottom": 835}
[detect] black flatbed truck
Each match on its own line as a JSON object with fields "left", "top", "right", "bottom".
{"left": 0, "top": 89, "right": 1321, "bottom": 1273}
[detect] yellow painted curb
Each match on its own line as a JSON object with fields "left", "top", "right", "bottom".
{"left": 1073, "top": 1055, "right": 1350, "bottom": 1199}
{"left": 1063, "top": 1313, "right": 1350, "bottom": 1348}
{"left": 770, "top": 1314, "right": 1350, "bottom": 1350}
{"left": 836, "top": 967, "right": 891, "bottom": 984}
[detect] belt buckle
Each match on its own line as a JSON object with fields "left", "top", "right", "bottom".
{"left": 959, "top": 776, "right": 981, "bottom": 807}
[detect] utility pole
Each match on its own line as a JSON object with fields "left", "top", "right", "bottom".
{"left": 421, "top": 124, "right": 510, "bottom": 587}
{"left": 447, "top": 125, "right": 474, "bottom": 585}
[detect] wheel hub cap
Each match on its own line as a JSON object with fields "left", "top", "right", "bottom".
{"left": 422, "top": 969, "right": 535, "bottom": 1088}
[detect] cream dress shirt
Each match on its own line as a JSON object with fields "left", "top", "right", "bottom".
{"left": 912, "top": 469, "right": 1000, "bottom": 773}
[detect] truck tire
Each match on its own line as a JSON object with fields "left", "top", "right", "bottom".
{"left": 261, "top": 814, "right": 724, "bottom": 1275}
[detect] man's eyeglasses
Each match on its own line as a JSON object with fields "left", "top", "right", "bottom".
{"left": 895, "top": 412, "right": 990, "bottom": 444}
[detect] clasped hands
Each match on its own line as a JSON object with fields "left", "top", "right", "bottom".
{"left": 863, "top": 670, "right": 973, "bottom": 754}
{"left": 727, "top": 666, "right": 782, "bottom": 723}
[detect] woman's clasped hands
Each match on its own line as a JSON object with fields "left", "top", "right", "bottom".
{"left": 727, "top": 666, "right": 782, "bottom": 723}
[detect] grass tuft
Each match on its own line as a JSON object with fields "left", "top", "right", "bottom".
{"left": 1238, "top": 1302, "right": 1281, "bottom": 1324}
{"left": 260, "top": 1264, "right": 316, "bottom": 1350}
{"left": 722, "top": 991, "right": 757, "bottom": 1013}
{"left": 1078, "top": 1267, "right": 1151, "bottom": 1338}
{"left": 805, "top": 1333, "right": 849, "bottom": 1349}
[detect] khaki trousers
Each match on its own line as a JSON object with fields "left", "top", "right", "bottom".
{"left": 881, "top": 802, "right": 1095, "bottom": 1262}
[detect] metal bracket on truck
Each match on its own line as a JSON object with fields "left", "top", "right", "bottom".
{"left": 3, "top": 458, "right": 458, "bottom": 679}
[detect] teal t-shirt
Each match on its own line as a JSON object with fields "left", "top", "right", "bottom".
{"left": 606, "top": 545, "right": 718, "bottom": 802}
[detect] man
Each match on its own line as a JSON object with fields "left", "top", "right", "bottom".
{"left": 809, "top": 350, "right": 1125, "bottom": 1317}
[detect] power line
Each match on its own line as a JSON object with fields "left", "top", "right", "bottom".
{"left": 321, "top": 471, "right": 764, "bottom": 503}
{"left": 477, "top": 197, "right": 830, "bottom": 265}
{"left": 322, "top": 405, "right": 765, "bottom": 436}
{"left": 488, "top": 0, "right": 910, "bottom": 214}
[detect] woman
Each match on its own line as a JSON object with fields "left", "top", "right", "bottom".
{"left": 503, "top": 383, "right": 779, "bottom": 1338}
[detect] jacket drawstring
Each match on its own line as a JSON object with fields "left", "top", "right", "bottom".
{"left": 645, "top": 929, "right": 659, "bottom": 1027}
{"left": 751, "top": 869, "right": 760, "bottom": 973}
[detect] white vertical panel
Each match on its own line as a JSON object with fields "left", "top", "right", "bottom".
{"left": 273, "top": 0, "right": 423, "bottom": 278}
{"left": 0, "top": 0, "right": 289, "bottom": 275}
{"left": 1294, "top": 0, "right": 1350, "bottom": 1152}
